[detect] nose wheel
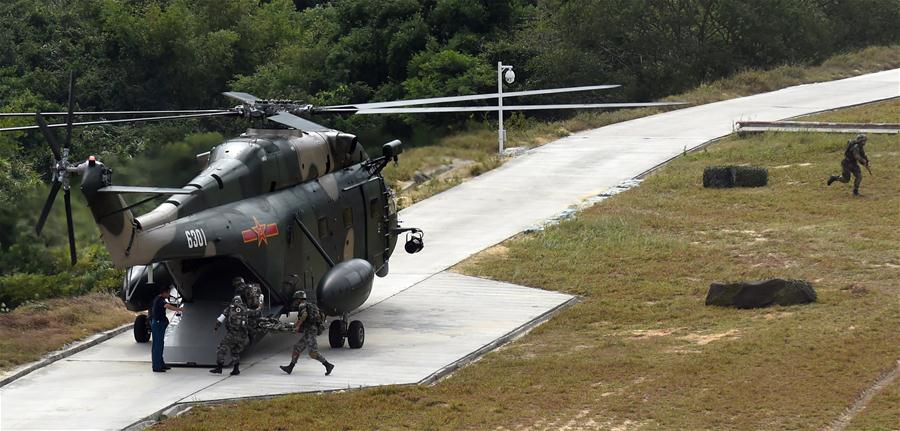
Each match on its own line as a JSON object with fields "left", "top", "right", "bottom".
{"left": 328, "top": 317, "right": 365, "bottom": 349}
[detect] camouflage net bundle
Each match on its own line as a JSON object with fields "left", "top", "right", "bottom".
{"left": 258, "top": 316, "right": 295, "bottom": 332}
{"left": 703, "top": 165, "right": 768, "bottom": 188}
{"left": 706, "top": 278, "right": 816, "bottom": 308}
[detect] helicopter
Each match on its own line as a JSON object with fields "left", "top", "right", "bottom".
{"left": 0, "top": 72, "right": 683, "bottom": 364}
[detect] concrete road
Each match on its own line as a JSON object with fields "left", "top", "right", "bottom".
{"left": 1, "top": 69, "right": 897, "bottom": 430}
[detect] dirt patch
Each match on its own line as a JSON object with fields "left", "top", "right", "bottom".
{"left": 680, "top": 329, "right": 741, "bottom": 345}
{"left": 629, "top": 328, "right": 680, "bottom": 339}
{"left": 841, "top": 284, "right": 869, "bottom": 296}
{"left": 772, "top": 162, "right": 813, "bottom": 169}
{"left": 481, "top": 244, "right": 510, "bottom": 259}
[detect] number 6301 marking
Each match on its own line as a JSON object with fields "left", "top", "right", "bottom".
{"left": 185, "top": 228, "right": 207, "bottom": 249}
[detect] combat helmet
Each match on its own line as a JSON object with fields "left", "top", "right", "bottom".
{"left": 292, "top": 290, "right": 307, "bottom": 301}
{"left": 232, "top": 276, "right": 246, "bottom": 287}
{"left": 855, "top": 134, "right": 867, "bottom": 144}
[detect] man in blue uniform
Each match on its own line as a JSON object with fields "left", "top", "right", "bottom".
{"left": 150, "top": 285, "right": 184, "bottom": 372}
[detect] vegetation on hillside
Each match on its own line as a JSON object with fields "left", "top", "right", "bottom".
{"left": 1, "top": 0, "right": 899, "bottom": 308}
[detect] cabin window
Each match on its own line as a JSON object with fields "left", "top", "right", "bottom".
{"left": 317, "top": 217, "right": 329, "bottom": 239}
{"left": 342, "top": 208, "right": 353, "bottom": 228}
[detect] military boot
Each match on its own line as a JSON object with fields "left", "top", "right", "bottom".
{"left": 279, "top": 362, "right": 295, "bottom": 375}
{"left": 324, "top": 361, "right": 334, "bottom": 376}
{"left": 210, "top": 362, "right": 223, "bottom": 374}
{"left": 230, "top": 362, "right": 240, "bottom": 376}
{"left": 827, "top": 176, "right": 837, "bottom": 186}
{"left": 853, "top": 188, "right": 860, "bottom": 196}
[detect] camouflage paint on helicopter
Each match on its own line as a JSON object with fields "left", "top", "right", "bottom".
{"left": 83, "top": 128, "right": 400, "bottom": 318}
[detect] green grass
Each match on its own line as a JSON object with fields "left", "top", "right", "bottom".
{"left": 800, "top": 97, "right": 900, "bottom": 123}
{"left": 157, "top": 99, "right": 899, "bottom": 430}
{"left": 0, "top": 292, "right": 134, "bottom": 372}
{"left": 385, "top": 45, "right": 900, "bottom": 208}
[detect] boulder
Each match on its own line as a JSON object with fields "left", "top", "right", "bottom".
{"left": 703, "top": 166, "right": 768, "bottom": 188}
{"left": 706, "top": 279, "right": 816, "bottom": 308}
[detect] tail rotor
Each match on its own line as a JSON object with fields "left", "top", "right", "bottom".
{"left": 34, "top": 71, "right": 79, "bottom": 265}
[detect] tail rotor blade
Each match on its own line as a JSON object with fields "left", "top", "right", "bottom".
{"left": 35, "top": 114, "right": 62, "bottom": 160}
{"left": 35, "top": 181, "right": 62, "bottom": 235}
{"left": 64, "top": 189, "right": 77, "bottom": 265}
{"left": 65, "top": 71, "right": 75, "bottom": 149}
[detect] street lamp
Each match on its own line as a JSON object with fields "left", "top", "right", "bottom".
{"left": 497, "top": 61, "right": 514, "bottom": 154}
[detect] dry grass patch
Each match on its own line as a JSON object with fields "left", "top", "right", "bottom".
{"left": 0, "top": 292, "right": 134, "bottom": 372}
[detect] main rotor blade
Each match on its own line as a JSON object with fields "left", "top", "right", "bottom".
{"left": 65, "top": 71, "right": 75, "bottom": 150}
{"left": 0, "top": 110, "right": 229, "bottom": 117}
{"left": 35, "top": 181, "right": 62, "bottom": 235}
{"left": 320, "top": 85, "right": 622, "bottom": 110}
{"left": 267, "top": 112, "right": 332, "bottom": 132}
{"left": 223, "top": 91, "right": 259, "bottom": 104}
{"left": 64, "top": 188, "right": 77, "bottom": 265}
{"left": 97, "top": 185, "right": 197, "bottom": 195}
{"left": 350, "top": 102, "right": 687, "bottom": 114}
{"left": 35, "top": 113, "right": 62, "bottom": 160}
{"left": 0, "top": 111, "right": 238, "bottom": 132}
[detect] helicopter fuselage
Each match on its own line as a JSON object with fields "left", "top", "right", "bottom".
{"left": 82, "top": 128, "right": 399, "bottom": 316}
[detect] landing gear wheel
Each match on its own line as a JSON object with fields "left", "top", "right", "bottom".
{"left": 329, "top": 320, "right": 346, "bottom": 348}
{"left": 134, "top": 314, "right": 151, "bottom": 343}
{"left": 347, "top": 320, "right": 365, "bottom": 349}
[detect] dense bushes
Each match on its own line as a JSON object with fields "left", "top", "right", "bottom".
{"left": 0, "top": 244, "right": 122, "bottom": 309}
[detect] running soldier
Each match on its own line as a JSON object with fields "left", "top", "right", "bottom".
{"left": 210, "top": 295, "right": 250, "bottom": 375}
{"left": 279, "top": 291, "right": 334, "bottom": 375}
{"left": 828, "top": 134, "right": 871, "bottom": 196}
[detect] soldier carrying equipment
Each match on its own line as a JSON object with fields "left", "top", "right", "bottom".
{"left": 827, "top": 134, "right": 871, "bottom": 196}
{"left": 279, "top": 290, "right": 334, "bottom": 376}
{"left": 210, "top": 295, "right": 250, "bottom": 375}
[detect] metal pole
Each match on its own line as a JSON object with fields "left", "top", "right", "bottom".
{"left": 497, "top": 61, "right": 504, "bottom": 155}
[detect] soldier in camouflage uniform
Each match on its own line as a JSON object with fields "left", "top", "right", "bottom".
{"left": 279, "top": 291, "right": 334, "bottom": 376}
{"left": 244, "top": 282, "right": 265, "bottom": 342}
{"left": 828, "top": 134, "right": 871, "bottom": 196}
{"left": 210, "top": 295, "right": 250, "bottom": 375}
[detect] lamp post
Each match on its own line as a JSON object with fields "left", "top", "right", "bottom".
{"left": 497, "top": 61, "right": 515, "bottom": 155}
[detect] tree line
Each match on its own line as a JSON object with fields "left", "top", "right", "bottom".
{"left": 0, "top": 0, "right": 898, "bottom": 305}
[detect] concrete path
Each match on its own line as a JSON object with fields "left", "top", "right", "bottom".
{"left": 1, "top": 69, "right": 897, "bottom": 431}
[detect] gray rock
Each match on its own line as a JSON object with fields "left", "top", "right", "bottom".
{"left": 706, "top": 279, "right": 816, "bottom": 308}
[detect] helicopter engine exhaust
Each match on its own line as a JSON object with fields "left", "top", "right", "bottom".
{"left": 317, "top": 258, "right": 375, "bottom": 316}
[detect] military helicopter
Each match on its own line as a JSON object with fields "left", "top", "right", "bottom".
{"left": 1, "top": 72, "right": 683, "bottom": 364}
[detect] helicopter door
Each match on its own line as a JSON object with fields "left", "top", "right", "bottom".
{"left": 362, "top": 179, "right": 386, "bottom": 268}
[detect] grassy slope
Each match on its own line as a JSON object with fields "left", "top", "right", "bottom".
{"left": 801, "top": 97, "right": 900, "bottom": 123}
{"left": 385, "top": 45, "right": 900, "bottom": 208}
{"left": 0, "top": 293, "right": 134, "bottom": 371}
{"left": 157, "top": 101, "right": 899, "bottom": 430}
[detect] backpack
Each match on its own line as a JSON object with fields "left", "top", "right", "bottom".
{"left": 304, "top": 302, "right": 326, "bottom": 335}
